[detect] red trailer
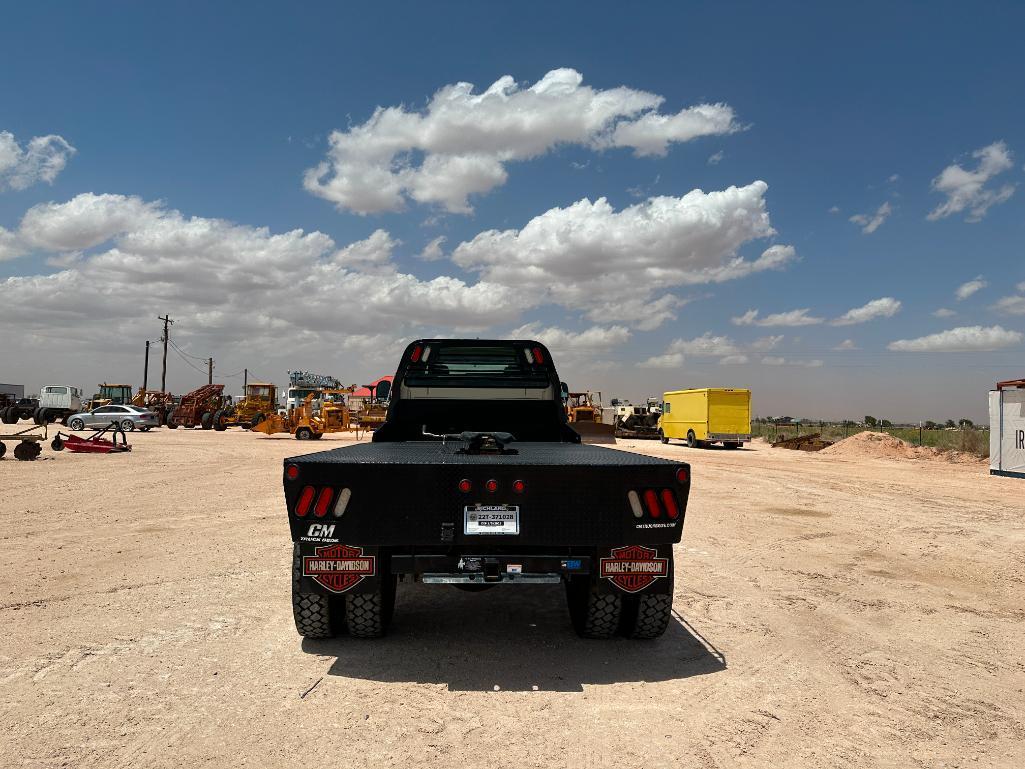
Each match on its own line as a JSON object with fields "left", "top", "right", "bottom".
{"left": 166, "top": 384, "right": 225, "bottom": 430}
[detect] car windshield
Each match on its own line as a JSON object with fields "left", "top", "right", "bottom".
{"left": 403, "top": 344, "right": 551, "bottom": 389}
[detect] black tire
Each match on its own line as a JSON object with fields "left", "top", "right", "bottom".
{"left": 659, "top": 429, "right": 668, "bottom": 445}
{"left": 120, "top": 419, "right": 135, "bottom": 432}
{"left": 622, "top": 593, "right": 673, "bottom": 639}
{"left": 345, "top": 575, "right": 397, "bottom": 639}
{"left": 310, "top": 432, "right": 324, "bottom": 440}
{"left": 14, "top": 441, "right": 41, "bottom": 461}
{"left": 213, "top": 409, "right": 227, "bottom": 431}
{"left": 251, "top": 414, "right": 265, "bottom": 429}
{"left": 166, "top": 409, "right": 178, "bottom": 429}
{"left": 2, "top": 406, "right": 15, "bottom": 424}
{"left": 34, "top": 409, "right": 44, "bottom": 425}
{"left": 291, "top": 544, "right": 342, "bottom": 639}
{"left": 295, "top": 426, "right": 313, "bottom": 440}
{"left": 0, "top": 442, "right": 6, "bottom": 459}
{"left": 565, "top": 577, "right": 622, "bottom": 639}
{"left": 686, "top": 430, "right": 698, "bottom": 448}
{"left": 51, "top": 435, "right": 64, "bottom": 451}
{"left": 69, "top": 417, "right": 85, "bottom": 431}
{"left": 200, "top": 411, "right": 213, "bottom": 430}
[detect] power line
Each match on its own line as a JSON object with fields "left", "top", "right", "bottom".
{"left": 169, "top": 344, "right": 209, "bottom": 376}
{"left": 168, "top": 338, "right": 209, "bottom": 361}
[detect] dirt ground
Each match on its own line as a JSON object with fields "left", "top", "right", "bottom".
{"left": 1, "top": 428, "right": 1023, "bottom": 768}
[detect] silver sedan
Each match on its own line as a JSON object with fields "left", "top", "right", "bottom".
{"left": 66, "top": 404, "right": 160, "bottom": 432}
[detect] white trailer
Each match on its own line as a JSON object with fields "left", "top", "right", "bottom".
{"left": 990, "top": 379, "right": 1025, "bottom": 479}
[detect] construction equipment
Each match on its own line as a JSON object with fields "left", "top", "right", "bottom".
{"left": 132, "top": 388, "right": 176, "bottom": 425}
{"left": 213, "top": 382, "right": 279, "bottom": 430}
{"left": 166, "top": 384, "right": 225, "bottom": 430}
{"left": 612, "top": 398, "right": 663, "bottom": 439}
{"left": 566, "top": 391, "right": 616, "bottom": 444}
{"left": 51, "top": 421, "right": 132, "bottom": 454}
{"left": 352, "top": 379, "right": 390, "bottom": 431}
{"left": 0, "top": 422, "right": 48, "bottom": 460}
{"left": 287, "top": 371, "right": 342, "bottom": 410}
{"left": 253, "top": 389, "right": 361, "bottom": 440}
{"left": 85, "top": 384, "right": 134, "bottom": 411}
{"left": 772, "top": 433, "right": 833, "bottom": 452}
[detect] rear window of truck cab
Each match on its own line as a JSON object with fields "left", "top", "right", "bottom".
{"left": 402, "top": 344, "right": 551, "bottom": 389}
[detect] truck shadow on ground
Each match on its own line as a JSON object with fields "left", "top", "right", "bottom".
{"left": 303, "top": 583, "right": 726, "bottom": 692}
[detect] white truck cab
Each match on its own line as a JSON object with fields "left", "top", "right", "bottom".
{"left": 36, "top": 385, "right": 83, "bottom": 424}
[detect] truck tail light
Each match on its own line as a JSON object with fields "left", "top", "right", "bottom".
{"left": 410, "top": 345, "right": 423, "bottom": 362}
{"left": 627, "top": 490, "right": 644, "bottom": 518}
{"left": 642, "top": 489, "right": 661, "bottom": 518}
{"left": 676, "top": 467, "right": 688, "bottom": 484}
{"left": 296, "top": 486, "right": 316, "bottom": 517}
{"left": 661, "top": 489, "right": 680, "bottom": 519}
{"left": 335, "top": 488, "right": 352, "bottom": 517}
{"left": 458, "top": 479, "right": 472, "bottom": 493}
{"left": 485, "top": 479, "right": 498, "bottom": 493}
{"left": 532, "top": 346, "right": 545, "bottom": 364}
{"left": 314, "top": 487, "right": 335, "bottom": 517}
{"left": 285, "top": 464, "right": 300, "bottom": 481}
{"left": 512, "top": 479, "right": 526, "bottom": 494}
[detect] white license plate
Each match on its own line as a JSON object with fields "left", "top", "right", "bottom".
{"left": 464, "top": 505, "right": 520, "bottom": 535}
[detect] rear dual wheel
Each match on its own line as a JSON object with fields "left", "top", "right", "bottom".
{"left": 1, "top": 407, "right": 17, "bottom": 424}
{"left": 565, "top": 574, "right": 674, "bottom": 640}
{"left": 290, "top": 544, "right": 396, "bottom": 639}
{"left": 213, "top": 409, "right": 227, "bottom": 431}
{"left": 200, "top": 411, "right": 214, "bottom": 430}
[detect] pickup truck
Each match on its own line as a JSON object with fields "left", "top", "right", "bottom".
{"left": 283, "top": 339, "right": 691, "bottom": 640}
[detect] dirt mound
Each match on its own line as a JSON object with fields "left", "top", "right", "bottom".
{"left": 819, "top": 431, "right": 984, "bottom": 464}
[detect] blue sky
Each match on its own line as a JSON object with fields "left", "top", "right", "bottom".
{"left": 2, "top": 1, "right": 1023, "bottom": 421}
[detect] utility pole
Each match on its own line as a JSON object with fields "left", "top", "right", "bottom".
{"left": 243, "top": 368, "right": 248, "bottom": 390}
{"left": 208, "top": 358, "right": 214, "bottom": 385}
{"left": 143, "top": 340, "right": 150, "bottom": 392}
{"left": 158, "top": 315, "right": 174, "bottom": 393}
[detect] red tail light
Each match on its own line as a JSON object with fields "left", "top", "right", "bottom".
{"left": 410, "top": 345, "right": 423, "bottom": 362}
{"left": 485, "top": 479, "right": 498, "bottom": 493}
{"left": 661, "top": 489, "right": 680, "bottom": 519}
{"left": 643, "top": 489, "right": 661, "bottom": 518}
{"left": 285, "top": 464, "right": 300, "bottom": 481}
{"left": 532, "top": 346, "right": 545, "bottom": 364}
{"left": 676, "top": 467, "right": 688, "bottom": 484}
{"left": 314, "top": 487, "right": 335, "bottom": 517}
{"left": 296, "top": 486, "right": 316, "bottom": 517}
{"left": 458, "top": 478, "right": 472, "bottom": 493}
{"left": 512, "top": 479, "right": 525, "bottom": 494}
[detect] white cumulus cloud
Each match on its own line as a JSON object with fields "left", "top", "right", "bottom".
{"left": 888, "top": 325, "right": 1023, "bottom": 352}
{"left": 639, "top": 352, "right": 684, "bottom": 369}
{"left": 927, "top": 141, "right": 1015, "bottom": 222}
{"left": 732, "top": 307, "right": 823, "bottom": 327}
{"left": 932, "top": 308, "right": 956, "bottom": 318}
{"left": 304, "top": 68, "right": 741, "bottom": 214}
{"left": 0, "top": 225, "right": 27, "bottom": 261}
{"left": 0, "top": 130, "right": 76, "bottom": 191}
{"left": 993, "top": 295, "right": 1025, "bottom": 315}
{"left": 849, "top": 201, "right": 892, "bottom": 234}
{"left": 453, "top": 182, "right": 795, "bottom": 325}
{"left": 955, "top": 276, "right": 987, "bottom": 301}
{"left": 831, "top": 297, "right": 902, "bottom": 326}
{"left": 509, "top": 322, "right": 631, "bottom": 354}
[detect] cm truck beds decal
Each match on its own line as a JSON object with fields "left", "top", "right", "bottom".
{"left": 599, "top": 545, "right": 669, "bottom": 593}
{"left": 302, "top": 543, "right": 376, "bottom": 593}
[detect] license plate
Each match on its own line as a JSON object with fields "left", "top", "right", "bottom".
{"left": 464, "top": 505, "right": 520, "bottom": 535}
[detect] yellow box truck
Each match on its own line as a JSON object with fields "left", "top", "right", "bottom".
{"left": 658, "top": 388, "right": 751, "bottom": 449}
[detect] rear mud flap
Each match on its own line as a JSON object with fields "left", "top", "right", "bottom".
{"left": 595, "top": 544, "right": 673, "bottom": 595}
{"left": 298, "top": 542, "right": 382, "bottom": 595}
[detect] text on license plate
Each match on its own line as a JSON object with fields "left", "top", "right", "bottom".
{"left": 464, "top": 505, "right": 520, "bottom": 535}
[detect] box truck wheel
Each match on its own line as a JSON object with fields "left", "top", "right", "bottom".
{"left": 659, "top": 429, "right": 668, "bottom": 445}
{"left": 686, "top": 430, "right": 698, "bottom": 448}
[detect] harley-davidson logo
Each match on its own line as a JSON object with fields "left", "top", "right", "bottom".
{"left": 599, "top": 545, "right": 669, "bottom": 593}
{"left": 302, "top": 543, "right": 376, "bottom": 593}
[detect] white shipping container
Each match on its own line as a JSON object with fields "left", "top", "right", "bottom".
{"left": 990, "top": 387, "right": 1025, "bottom": 479}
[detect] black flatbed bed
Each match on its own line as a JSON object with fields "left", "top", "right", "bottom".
{"left": 289, "top": 441, "right": 673, "bottom": 467}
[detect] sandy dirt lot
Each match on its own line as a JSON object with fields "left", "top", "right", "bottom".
{"left": 1, "top": 428, "right": 1023, "bottom": 768}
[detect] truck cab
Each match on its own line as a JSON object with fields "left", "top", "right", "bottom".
{"left": 36, "top": 385, "right": 83, "bottom": 424}
{"left": 283, "top": 339, "right": 691, "bottom": 641}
